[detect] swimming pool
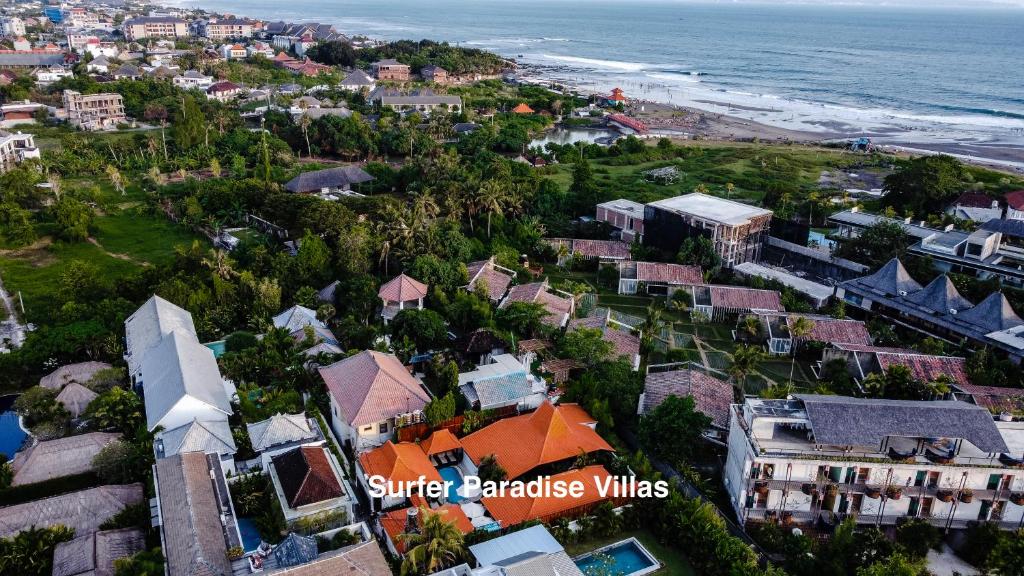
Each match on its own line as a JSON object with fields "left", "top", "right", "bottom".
{"left": 574, "top": 538, "right": 659, "bottom": 576}
{"left": 236, "top": 518, "right": 262, "bottom": 552}
{"left": 204, "top": 340, "right": 227, "bottom": 358}
{"left": 0, "top": 395, "right": 28, "bottom": 461}
{"left": 437, "top": 466, "right": 464, "bottom": 504}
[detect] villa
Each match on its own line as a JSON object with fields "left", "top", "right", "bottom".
{"left": 617, "top": 261, "right": 703, "bottom": 296}
{"left": 499, "top": 281, "right": 574, "bottom": 328}
{"left": 246, "top": 412, "right": 322, "bottom": 458}
{"left": 371, "top": 59, "right": 410, "bottom": 81}
{"left": 465, "top": 257, "right": 516, "bottom": 302}
{"left": 357, "top": 440, "right": 445, "bottom": 512}
{"left": 319, "top": 350, "right": 431, "bottom": 452}
{"left": 481, "top": 465, "right": 625, "bottom": 527}
{"left": 639, "top": 363, "right": 734, "bottom": 442}
{"left": 644, "top": 193, "right": 773, "bottom": 266}
{"left": 596, "top": 198, "right": 645, "bottom": 243}
{"left": 546, "top": 238, "right": 631, "bottom": 265}
{"left": 284, "top": 166, "right": 375, "bottom": 200}
{"left": 568, "top": 313, "right": 642, "bottom": 370}
{"left": 460, "top": 401, "right": 613, "bottom": 480}
{"left": 11, "top": 432, "right": 121, "bottom": 485}
{"left": 51, "top": 527, "right": 145, "bottom": 576}
{"left": 0, "top": 483, "right": 143, "bottom": 538}
{"left": 457, "top": 353, "right": 546, "bottom": 411}
{"left": 269, "top": 445, "right": 353, "bottom": 524}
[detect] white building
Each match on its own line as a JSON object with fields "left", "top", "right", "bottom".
{"left": 219, "top": 43, "right": 247, "bottom": 60}
{"left": 725, "top": 395, "right": 1024, "bottom": 530}
{"left": 33, "top": 67, "right": 72, "bottom": 85}
{"left": 1, "top": 17, "right": 26, "bottom": 37}
{"left": 0, "top": 130, "right": 39, "bottom": 173}
{"left": 172, "top": 69, "right": 213, "bottom": 90}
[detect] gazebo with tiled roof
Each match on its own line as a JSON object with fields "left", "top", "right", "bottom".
{"left": 378, "top": 273, "right": 428, "bottom": 324}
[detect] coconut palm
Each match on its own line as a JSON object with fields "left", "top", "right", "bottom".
{"left": 787, "top": 316, "right": 815, "bottom": 384}
{"left": 742, "top": 315, "right": 761, "bottom": 340}
{"left": 729, "top": 344, "right": 764, "bottom": 396}
{"left": 398, "top": 507, "right": 466, "bottom": 576}
{"left": 477, "top": 180, "right": 508, "bottom": 238}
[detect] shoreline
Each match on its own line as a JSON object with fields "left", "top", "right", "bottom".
{"left": 160, "top": 1, "right": 1024, "bottom": 172}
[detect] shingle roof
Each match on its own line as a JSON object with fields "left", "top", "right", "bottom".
{"left": 284, "top": 166, "right": 374, "bottom": 193}
{"left": 154, "top": 452, "right": 230, "bottom": 576}
{"left": 501, "top": 282, "right": 572, "bottom": 327}
{"left": 795, "top": 394, "right": 1008, "bottom": 452}
{"left": 156, "top": 419, "right": 236, "bottom": 459}
{"left": 568, "top": 316, "right": 640, "bottom": 363}
{"left": 273, "top": 305, "right": 324, "bottom": 333}
{"left": 461, "top": 402, "right": 612, "bottom": 480}
{"left": 125, "top": 295, "right": 198, "bottom": 374}
{"left": 708, "top": 285, "right": 783, "bottom": 312}
{"left": 52, "top": 528, "right": 145, "bottom": 576}
{"left": 875, "top": 351, "right": 970, "bottom": 387}
{"left": 981, "top": 217, "right": 1024, "bottom": 238}
{"left": 786, "top": 316, "right": 872, "bottom": 346}
{"left": 378, "top": 273, "right": 428, "bottom": 303}
{"left": 466, "top": 259, "right": 513, "bottom": 302}
{"left": 272, "top": 446, "right": 344, "bottom": 508}
{"left": 55, "top": 382, "right": 99, "bottom": 418}
{"left": 642, "top": 368, "right": 733, "bottom": 428}
{"left": 358, "top": 440, "right": 442, "bottom": 486}
{"left": 266, "top": 540, "right": 391, "bottom": 575}
{"left": 11, "top": 432, "right": 120, "bottom": 486}
{"left": 319, "top": 350, "right": 430, "bottom": 427}
{"left": 547, "top": 238, "right": 630, "bottom": 260}
{"left": 903, "top": 275, "right": 974, "bottom": 315}
{"left": 40, "top": 361, "right": 112, "bottom": 390}
{"left": 246, "top": 413, "right": 315, "bottom": 452}
{"left": 635, "top": 262, "right": 703, "bottom": 285}
{"left": 339, "top": 69, "right": 374, "bottom": 86}
{"left": 0, "top": 483, "right": 143, "bottom": 539}
{"left": 481, "top": 465, "right": 618, "bottom": 526}
{"left": 956, "top": 292, "right": 1024, "bottom": 333}
{"left": 849, "top": 258, "right": 923, "bottom": 297}
{"left": 273, "top": 532, "right": 319, "bottom": 568}
{"left": 141, "top": 331, "right": 231, "bottom": 431}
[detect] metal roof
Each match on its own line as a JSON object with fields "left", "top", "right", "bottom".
{"left": 647, "top": 192, "right": 771, "bottom": 225}
{"left": 795, "top": 394, "right": 1008, "bottom": 453}
{"left": 141, "top": 331, "right": 231, "bottom": 430}
{"left": 469, "top": 525, "right": 564, "bottom": 567}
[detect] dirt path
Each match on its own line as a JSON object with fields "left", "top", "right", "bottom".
{"left": 0, "top": 272, "right": 27, "bottom": 352}
{"left": 86, "top": 237, "right": 150, "bottom": 267}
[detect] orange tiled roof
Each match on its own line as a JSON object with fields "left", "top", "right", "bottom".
{"left": 511, "top": 103, "right": 534, "bottom": 114}
{"left": 381, "top": 505, "right": 474, "bottom": 554}
{"left": 461, "top": 402, "right": 613, "bottom": 480}
{"left": 481, "top": 465, "right": 620, "bottom": 526}
{"left": 359, "top": 441, "right": 442, "bottom": 486}
{"left": 420, "top": 429, "right": 462, "bottom": 456}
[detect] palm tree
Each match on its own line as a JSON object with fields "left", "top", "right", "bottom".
{"left": 202, "top": 248, "right": 236, "bottom": 280}
{"left": 742, "top": 315, "right": 761, "bottom": 341}
{"left": 398, "top": 507, "right": 466, "bottom": 575}
{"left": 299, "top": 112, "right": 312, "bottom": 158}
{"left": 729, "top": 344, "right": 763, "bottom": 396}
{"left": 477, "top": 180, "right": 507, "bottom": 238}
{"left": 787, "top": 316, "right": 815, "bottom": 384}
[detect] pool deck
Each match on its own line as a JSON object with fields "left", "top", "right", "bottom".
{"left": 573, "top": 536, "right": 661, "bottom": 576}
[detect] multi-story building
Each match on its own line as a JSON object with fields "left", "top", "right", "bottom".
{"left": 596, "top": 199, "right": 646, "bottom": 242}
{"left": 62, "top": 8, "right": 100, "bottom": 28}
{"left": 122, "top": 16, "right": 187, "bottom": 41}
{"left": 62, "top": 90, "right": 126, "bottom": 131}
{"left": 371, "top": 59, "right": 410, "bottom": 81}
{"left": 0, "top": 16, "right": 26, "bottom": 37}
{"left": 370, "top": 88, "right": 461, "bottom": 115}
{"left": 197, "top": 18, "right": 253, "bottom": 40}
{"left": 725, "top": 395, "right": 1024, "bottom": 530}
{"left": 644, "top": 193, "right": 773, "bottom": 267}
{"left": 0, "top": 130, "right": 39, "bottom": 172}
{"left": 420, "top": 64, "right": 448, "bottom": 84}
{"left": 172, "top": 69, "right": 213, "bottom": 90}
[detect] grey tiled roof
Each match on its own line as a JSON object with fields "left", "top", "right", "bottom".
{"left": 956, "top": 292, "right": 1024, "bottom": 334}
{"left": 795, "top": 394, "right": 1008, "bottom": 453}
{"left": 903, "top": 275, "right": 973, "bottom": 314}
{"left": 141, "top": 331, "right": 231, "bottom": 430}
{"left": 273, "top": 532, "right": 318, "bottom": 567}
{"left": 284, "top": 166, "right": 374, "bottom": 193}
{"left": 846, "top": 257, "right": 923, "bottom": 297}
{"left": 11, "top": 432, "right": 120, "bottom": 486}
{"left": 0, "top": 484, "right": 143, "bottom": 538}
{"left": 52, "top": 527, "right": 145, "bottom": 576}
{"left": 246, "top": 413, "right": 315, "bottom": 452}
{"left": 155, "top": 452, "right": 231, "bottom": 576}
{"left": 156, "top": 419, "right": 236, "bottom": 459}
{"left": 339, "top": 69, "right": 374, "bottom": 86}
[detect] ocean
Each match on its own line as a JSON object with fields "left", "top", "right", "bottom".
{"left": 169, "top": 0, "right": 1024, "bottom": 163}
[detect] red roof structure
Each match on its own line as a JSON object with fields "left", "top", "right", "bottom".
{"left": 381, "top": 505, "right": 473, "bottom": 553}
{"left": 378, "top": 273, "right": 428, "bottom": 304}
{"left": 787, "top": 316, "right": 871, "bottom": 346}
{"left": 709, "top": 286, "right": 783, "bottom": 312}
{"left": 271, "top": 446, "right": 344, "bottom": 508}
{"left": 359, "top": 440, "right": 443, "bottom": 486}
{"left": 608, "top": 87, "right": 626, "bottom": 102}
{"left": 481, "top": 465, "right": 623, "bottom": 526}
{"left": 466, "top": 258, "right": 514, "bottom": 303}
{"left": 1006, "top": 190, "right": 1024, "bottom": 211}
{"left": 875, "top": 351, "right": 970, "bottom": 387}
{"left": 319, "top": 351, "right": 430, "bottom": 428}
{"left": 420, "top": 429, "right": 462, "bottom": 456}
{"left": 501, "top": 282, "right": 573, "bottom": 328}
{"left": 952, "top": 192, "right": 997, "bottom": 209}
{"left": 635, "top": 262, "right": 703, "bottom": 285}
{"left": 607, "top": 114, "right": 648, "bottom": 134}
{"left": 511, "top": 103, "right": 535, "bottom": 114}
{"left": 641, "top": 367, "right": 734, "bottom": 428}
{"left": 461, "top": 402, "right": 613, "bottom": 480}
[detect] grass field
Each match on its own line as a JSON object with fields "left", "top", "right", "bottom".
{"left": 564, "top": 529, "right": 696, "bottom": 576}
{"left": 0, "top": 180, "right": 204, "bottom": 323}
{"left": 546, "top": 142, "right": 878, "bottom": 206}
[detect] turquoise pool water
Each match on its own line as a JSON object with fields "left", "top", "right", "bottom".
{"left": 204, "top": 340, "right": 227, "bottom": 358}
{"left": 575, "top": 540, "right": 657, "bottom": 576}
{"left": 438, "top": 466, "right": 464, "bottom": 504}
{"left": 237, "top": 518, "right": 262, "bottom": 552}
{"left": 0, "top": 395, "right": 28, "bottom": 461}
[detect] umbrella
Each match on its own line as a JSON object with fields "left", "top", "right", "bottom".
{"left": 461, "top": 502, "right": 486, "bottom": 519}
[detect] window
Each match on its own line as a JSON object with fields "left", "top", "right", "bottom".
{"left": 379, "top": 422, "right": 389, "bottom": 434}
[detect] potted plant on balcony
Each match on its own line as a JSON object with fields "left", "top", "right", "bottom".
{"left": 865, "top": 486, "right": 882, "bottom": 499}
{"left": 959, "top": 488, "right": 974, "bottom": 504}
{"left": 754, "top": 481, "right": 770, "bottom": 496}
{"left": 885, "top": 485, "right": 903, "bottom": 500}
{"left": 801, "top": 482, "right": 818, "bottom": 496}
{"left": 1010, "top": 493, "right": 1024, "bottom": 506}
{"left": 937, "top": 489, "right": 954, "bottom": 503}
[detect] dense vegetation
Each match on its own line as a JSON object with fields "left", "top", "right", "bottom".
{"left": 308, "top": 39, "right": 509, "bottom": 75}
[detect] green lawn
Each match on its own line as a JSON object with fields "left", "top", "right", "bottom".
{"left": 564, "top": 529, "right": 696, "bottom": 576}
{"left": 92, "top": 212, "right": 202, "bottom": 265}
